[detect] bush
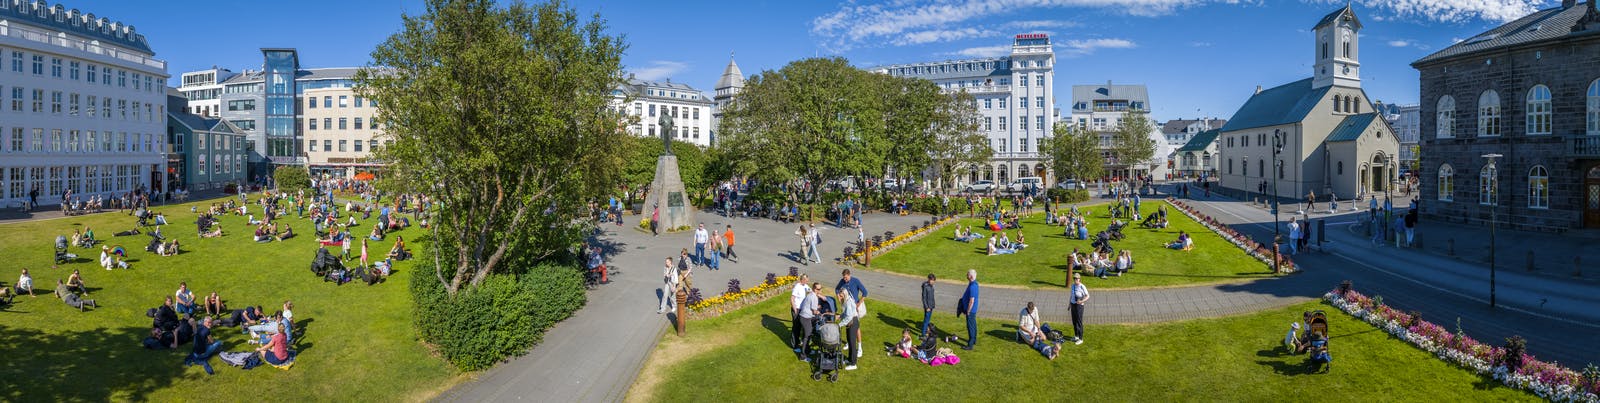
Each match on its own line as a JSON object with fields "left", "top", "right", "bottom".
{"left": 411, "top": 261, "right": 587, "bottom": 371}
{"left": 911, "top": 197, "right": 945, "bottom": 215}
{"left": 1046, "top": 188, "right": 1090, "bottom": 204}
{"left": 274, "top": 166, "right": 311, "bottom": 194}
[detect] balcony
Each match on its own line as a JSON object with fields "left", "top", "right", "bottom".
{"left": 1570, "top": 135, "right": 1600, "bottom": 158}
{"left": 946, "top": 85, "right": 1009, "bottom": 95}
{"left": 0, "top": 23, "right": 166, "bottom": 70}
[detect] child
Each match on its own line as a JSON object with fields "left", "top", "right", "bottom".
{"left": 891, "top": 328, "right": 916, "bottom": 358}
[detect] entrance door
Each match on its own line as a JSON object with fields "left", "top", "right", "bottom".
{"left": 1586, "top": 166, "right": 1600, "bottom": 228}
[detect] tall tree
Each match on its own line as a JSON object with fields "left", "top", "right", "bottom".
{"left": 925, "top": 90, "right": 987, "bottom": 191}
{"left": 1040, "top": 123, "right": 1104, "bottom": 184}
{"left": 357, "top": 0, "right": 631, "bottom": 295}
{"left": 1111, "top": 110, "right": 1158, "bottom": 175}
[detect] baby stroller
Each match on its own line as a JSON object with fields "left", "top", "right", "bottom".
{"left": 54, "top": 236, "right": 78, "bottom": 264}
{"left": 1306, "top": 310, "right": 1332, "bottom": 372}
{"left": 810, "top": 312, "right": 843, "bottom": 383}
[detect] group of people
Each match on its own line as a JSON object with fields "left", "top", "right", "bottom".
{"left": 1068, "top": 248, "right": 1135, "bottom": 279}
{"left": 145, "top": 292, "right": 297, "bottom": 374}
{"left": 984, "top": 231, "right": 1027, "bottom": 255}
{"left": 788, "top": 270, "right": 870, "bottom": 371}
{"left": 5, "top": 268, "right": 97, "bottom": 311}
{"left": 1048, "top": 205, "right": 1093, "bottom": 241}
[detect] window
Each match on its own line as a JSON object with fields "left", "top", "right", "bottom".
{"left": 1587, "top": 79, "right": 1599, "bottom": 135}
{"left": 198, "top": 154, "right": 206, "bottom": 175}
{"left": 1020, "top": 96, "right": 1028, "bottom": 108}
{"left": 1334, "top": 95, "right": 1343, "bottom": 113}
{"left": 1021, "top": 116, "right": 1029, "bottom": 130}
{"left": 323, "top": 118, "right": 331, "bottom": 130}
{"left": 1341, "top": 30, "right": 1351, "bottom": 58}
{"left": 338, "top": 140, "right": 347, "bottom": 152}
{"left": 999, "top": 98, "right": 1007, "bottom": 109}
{"left": 228, "top": 100, "right": 255, "bottom": 111}
{"left": 354, "top": 97, "right": 363, "bottom": 108}
{"left": 323, "top": 96, "right": 332, "bottom": 108}
{"left": 338, "top": 118, "right": 347, "bottom": 130}
{"left": 1035, "top": 75, "right": 1044, "bottom": 87}
{"left": 31, "top": 89, "right": 43, "bottom": 112}
{"left": 50, "top": 57, "right": 61, "bottom": 78}
{"left": 999, "top": 117, "right": 1007, "bottom": 130}
{"left": 50, "top": 91, "right": 61, "bottom": 114}
{"left": 985, "top": 117, "right": 992, "bottom": 131}
{"left": 69, "top": 93, "right": 78, "bottom": 116}
{"left": 308, "top": 97, "right": 317, "bottom": 108}
{"left": 338, "top": 96, "right": 348, "bottom": 108}
{"left": 370, "top": 140, "right": 378, "bottom": 151}
{"left": 323, "top": 140, "right": 332, "bottom": 152}
{"left": 1020, "top": 137, "right": 1029, "bottom": 152}
{"left": 309, "top": 119, "right": 318, "bottom": 130}
{"left": 86, "top": 65, "right": 95, "bottom": 83}
{"left": 1436, "top": 95, "right": 1456, "bottom": 138}
{"left": 1337, "top": 161, "right": 1343, "bottom": 175}
{"left": 9, "top": 128, "right": 20, "bottom": 152}
{"left": 9, "top": 87, "right": 19, "bottom": 111}
{"left": 1035, "top": 97, "right": 1044, "bottom": 110}
{"left": 354, "top": 140, "right": 363, "bottom": 152}
{"left": 1036, "top": 116, "right": 1044, "bottom": 130}
{"left": 1479, "top": 164, "right": 1498, "bottom": 206}
{"left": 1321, "top": 42, "right": 1329, "bottom": 60}
{"left": 307, "top": 140, "right": 316, "bottom": 152}
{"left": 1526, "top": 85, "right": 1551, "bottom": 135}
{"left": 31, "top": 55, "right": 43, "bottom": 75}
{"left": 1529, "top": 166, "right": 1548, "bottom": 209}
{"left": 354, "top": 117, "right": 363, "bottom": 130}
{"left": 984, "top": 99, "right": 992, "bottom": 109}
{"left": 10, "top": 51, "right": 20, "bottom": 72}
{"left": 1258, "top": 160, "right": 1264, "bottom": 178}
{"left": 118, "top": 70, "right": 126, "bottom": 87}
{"left": 31, "top": 128, "right": 42, "bottom": 151}
{"left": 1478, "top": 90, "right": 1501, "bottom": 137}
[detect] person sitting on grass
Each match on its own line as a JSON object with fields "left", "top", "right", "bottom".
{"left": 221, "top": 305, "right": 265, "bottom": 328}
{"left": 990, "top": 234, "right": 1017, "bottom": 255}
{"left": 66, "top": 270, "right": 88, "bottom": 295}
{"left": 174, "top": 283, "right": 197, "bottom": 316}
{"left": 1068, "top": 250, "right": 1086, "bottom": 273}
{"left": 16, "top": 268, "right": 36, "bottom": 298}
{"left": 1166, "top": 231, "right": 1192, "bottom": 251}
{"left": 253, "top": 225, "right": 272, "bottom": 243}
{"left": 159, "top": 240, "right": 182, "bottom": 256}
{"left": 70, "top": 230, "right": 85, "bottom": 249}
{"left": 256, "top": 321, "right": 293, "bottom": 367}
{"left": 0, "top": 286, "right": 14, "bottom": 307}
{"left": 368, "top": 224, "right": 384, "bottom": 241}
{"left": 204, "top": 291, "right": 226, "bottom": 317}
{"left": 184, "top": 317, "right": 222, "bottom": 375}
{"left": 890, "top": 328, "right": 917, "bottom": 358}
{"left": 54, "top": 279, "right": 97, "bottom": 311}
{"left": 276, "top": 225, "right": 295, "bottom": 241}
{"left": 1013, "top": 231, "right": 1028, "bottom": 250}
{"left": 387, "top": 236, "right": 410, "bottom": 261}
{"left": 1092, "top": 252, "right": 1115, "bottom": 279}
{"left": 1018, "top": 302, "right": 1060, "bottom": 360}
{"left": 200, "top": 224, "right": 223, "bottom": 238}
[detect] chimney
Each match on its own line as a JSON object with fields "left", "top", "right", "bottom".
{"left": 1564, "top": 0, "right": 1575, "bottom": 9}
{"left": 1255, "top": 85, "right": 1263, "bottom": 95}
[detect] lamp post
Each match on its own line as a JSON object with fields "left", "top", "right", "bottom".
{"left": 1271, "top": 129, "right": 1285, "bottom": 274}
{"left": 1482, "top": 153, "right": 1501, "bottom": 308}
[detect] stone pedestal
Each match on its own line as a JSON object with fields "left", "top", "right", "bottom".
{"left": 643, "top": 155, "right": 694, "bottom": 233}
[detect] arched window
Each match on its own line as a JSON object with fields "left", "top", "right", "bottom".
{"left": 1528, "top": 166, "right": 1549, "bottom": 209}
{"left": 1017, "top": 164, "right": 1029, "bottom": 180}
{"left": 1352, "top": 96, "right": 1361, "bottom": 113}
{"left": 1333, "top": 95, "right": 1343, "bottom": 113}
{"left": 1321, "top": 42, "right": 1329, "bottom": 60}
{"left": 1479, "top": 164, "right": 1498, "bottom": 206}
{"left": 1341, "top": 30, "right": 1351, "bottom": 58}
{"left": 1526, "top": 85, "right": 1552, "bottom": 135}
{"left": 1478, "top": 90, "right": 1501, "bottom": 137}
{"left": 997, "top": 164, "right": 1009, "bottom": 184}
{"left": 1438, "top": 164, "right": 1454, "bottom": 201}
{"left": 1587, "top": 79, "right": 1599, "bottom": 135}
{"left": 1437, "top": 95, "right": 1456, "bottom": 138}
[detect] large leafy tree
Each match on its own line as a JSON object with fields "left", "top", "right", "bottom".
{"left": 1111, "top": 110, "right": 1158, "bottom": 174}
{"left": 925, "top": 90, "right": 987, "bottom": 191}
{"left": 357, "top": 0, "right": 631, "bottom": 295}
{"left": 1041, "top": 123, "right": 1104, "bottom": 183}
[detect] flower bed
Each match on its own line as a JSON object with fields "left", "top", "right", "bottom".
{"left": 843, "top": 215, "right": 958, "bottom": 265}
{"left": 685, "top": 274, "right": 800, "bottom": 320}
{"left": 1325, "top": 286, "right": 1600, "bottom": 402}
{"left": 1167, "top": 197, "right": 1298, "bottom": 273}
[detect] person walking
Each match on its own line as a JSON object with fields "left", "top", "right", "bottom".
{"left": 920, "top": 273, "right": 936, "bottom": 337}
{"left": 1404, "top": 207, "right": 1418, "bottom": 247}
{"left": 693, "top": 224, "right": 709, "bottom": 267}
{"left": 956, "top": 269, "right": 980, "bottom": 350}
{"left": 1069, "top": 273, "right": 1090, "bottom": 345}
{"left": 808, "top": 224, "right": 822, "bottom": 264}
{"left": 722, "top": 225, "right": 737, "bottom": 262}
{"left": 650, "top": 204, "right": 660, "bottom": 237}
{"left": 789, "top": 274, "right": 810, "bottom": 353}
{"left": 1287, "top": 217, "right": 1301, "bottom": 255}
{"left": 837, "top": 288, "right": 860, "bottom": 371}
{"left": 795, "top": 225, "right": 810, "bottom": 265}
{"left": 657, "top": 257, "right": 678, "bottom": 314}
{"left": 836, "top": 269, "right": 867, "bottom": 359}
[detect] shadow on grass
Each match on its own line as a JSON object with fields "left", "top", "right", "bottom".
{"left": 759, "top": 314, "right": 793, "bottom": 347}
{"left": 0, "top": 325, "right": 186, "bottom": 401}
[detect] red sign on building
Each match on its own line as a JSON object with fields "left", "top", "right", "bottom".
{"left": 1015, "top": 34, "right": 1047, "bottom": 40}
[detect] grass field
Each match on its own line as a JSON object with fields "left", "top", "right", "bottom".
{"left": 870, "top": 200, "right": 1274, "bottom": 289}
{"left": 628, "top": 296, "right": 1535, "bottom": 402}
{"left": 0, "top": 195, "right": 459, "bottom": 402}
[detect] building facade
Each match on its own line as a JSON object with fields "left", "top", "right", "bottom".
{"left": 1388, "top": 103, "right": 1421, "bottom": 175}
{"left": 872, "top": 33, "right": 1057, "bottom": 187}
{"left": 166, "top": 94, "right": 247, "bottom": 191}
{"left": 612, "top": 78, "right": 715, "bottom": 147}
{"left": 1160, "top": 118, "right": 1227, "bottom": 146}
{"left": 1176, "top": 129, "right": 1221, "bottom": 178}
{"left": 1067, "top": 82, "right": 1170, "bottom": 179}
{"left": 301, "top": 75, "right": 385, "bottom": 176}
{"left": 0, "top": 0, "right": 169, "bottom": 206}
{"left": 1412, "top": 1, "right": 1600, "bottom": 231}
{"left": 1217, "top": 6, "right": 1400, "bottom": 201}
{"left": 177, "top": 67, "right": 232, "bottom": 118}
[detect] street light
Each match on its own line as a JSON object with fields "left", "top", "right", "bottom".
{"left": 1271, "top": 129, "right": 1285, "bottom": 274}
{"left": 1482, "top": 153, "right": 1501, "bottom": 308}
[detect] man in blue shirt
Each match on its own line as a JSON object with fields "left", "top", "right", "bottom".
{"left": 835, "top": 269, "right": 867, "bottom": 359}
{"left": 956, "top": 269, "right": 980, "bottom": 350}
{"left": 184, "top": 317, "right": 222, "bottom": 375}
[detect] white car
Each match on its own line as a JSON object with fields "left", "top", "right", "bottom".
{"left": 1009, "top": 177, "right": 1044, "bottom": 193}
{"left": 1055, "top": 179, "right": 1081, "bottom": 190}
{"left": 964, "top": 180, "right": 996, "bottom": 192}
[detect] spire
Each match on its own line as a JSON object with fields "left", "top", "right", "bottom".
{"left": 715, "top": 54, "right": 744, "bottom": 91}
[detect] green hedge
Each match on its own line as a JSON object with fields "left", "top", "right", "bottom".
{"left": 274, "top": 166, "right": 311, "bottom": 194}
{"left": 1047, "top": 188, "right": 1091, "bottom": 204}
{"left": 411, "top": 259, "right": 587, "bottom": 371}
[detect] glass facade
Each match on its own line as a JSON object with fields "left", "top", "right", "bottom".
{"left": 262, "top": 49, "right": 299, "bottom": 161}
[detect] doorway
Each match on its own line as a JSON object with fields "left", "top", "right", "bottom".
{"left": 1586, "top": 165, "right": 1600, "bottom": 228}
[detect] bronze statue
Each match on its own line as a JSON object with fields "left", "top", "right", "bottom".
{"left": 659, "top": 112, "right": 675, "bottom": 156}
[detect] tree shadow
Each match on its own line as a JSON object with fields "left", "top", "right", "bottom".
{"left": 0, "top": 325, "right": 187, "bottom": 402}
{"left": 1030, "top": 280, "right": 1064, "bottom": 288}
{"left": 1252, "top": 346, "right": 1324, "bottom": 376}
{"left": 759, "top": 314, "right": 795, "bottom": 347}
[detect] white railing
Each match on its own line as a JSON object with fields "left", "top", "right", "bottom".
{"left": 1, "top": 23, "right": 166, "bottom": 70}
{"left": 945, "top": 85, "right": 1010, "bottom": 95}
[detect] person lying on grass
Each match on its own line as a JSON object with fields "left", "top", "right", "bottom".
{"left": 276, "top": 225, "right": 295, "bottom": 241}
{"left": 54, "top": 279, "right": 97, "bottom": 311}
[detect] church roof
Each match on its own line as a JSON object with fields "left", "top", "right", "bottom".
{"left": 1412, "top": 5, "right": 1596, "bottom": 66}
{"left": 1313, "top": 5, "right": 1361, "bottom": 30}
{"left": 715, "top": 58, "right": 744, "bottom": 90}
{"left": 1326, "top": 113, "right": 1378, "bottom": 142}
{"left": 1219, "top": 78, "right": 1330, "bottom": 133}
{"left": 1177, "top": 129, "right": 1220, "bottom": 152}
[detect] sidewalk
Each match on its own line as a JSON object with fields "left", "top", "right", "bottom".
{"left": 0, "top": 189, "right": 235, "bottom": 224}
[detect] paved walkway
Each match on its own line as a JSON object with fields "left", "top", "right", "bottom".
{"left": 440, "top": 189, "right": 1600, "bottom": 402}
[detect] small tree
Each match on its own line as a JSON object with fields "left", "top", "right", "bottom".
{"left": 1040, "top": 124, "right": 1103, "bottom": 185}
{"left": 1111, "top": 110, "right": 1157, "bottom": 176}
{"left": 273, "top": 166, "right": 311, "bottom": 194}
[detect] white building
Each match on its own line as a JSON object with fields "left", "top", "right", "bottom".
{"left": 1160, "top": 118, "right": 1227, "bottom": 146}
{"left": 711, "top": 56, "right": 743, "bottom": 146}
{"left": 1067, "top": 82, "right": 1170, "bottom": 179}
{"left": 177, "top": 67, "right": 233, "bottom": 118}
{"left": 1, "top": 0, "right": 170, "bottom": 206}
{"left": 1381, "top": 102, "right": 1420, "bottom": 175}
{"left": 872, "top": 33, "right": 1057, "bottom": 187}
{"left": 613, "top": 78, "right": 715, "bottom": 147}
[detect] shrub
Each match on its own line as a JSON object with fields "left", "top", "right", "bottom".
{"left": 764, "top": 273, "right": 777, "bottom": 286}
{"left": 1502, "top": 336, "right": 1527, "bottom": 373}
{"left": 273, "top": 166, "right": 311, "bottom": 194}
{"left": 788, "top": 267, "right": 799, "bottom": 277}
{"left": 726, "top": 279, "right": 742, "bottom": 295}
{"left": 1046, "top": 188, "right": 1090, "bottom": 204}
{"left": 686, "top": 288, "right": 704, "bottom": 306}
{"left": 911, "top": 197, "right": 945, "bottom": 215}
{"left": 411, "top": 261, "right": 587, "bottom": 371}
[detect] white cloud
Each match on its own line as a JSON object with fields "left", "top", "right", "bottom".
{"left": 1307, "top": 0, "right": 1542, "bottom": 24}
{"left": 1388, "top": 40, "right": 1411, "bottom": 47}
{"left": 810, "top": 0, "right": 1242, "bottom": 51}
{"left": 630, "top": 61, "right": 687, "bottom": 81}
{"left": 1056, "top": 38, "right": 1138, "bottom": 57}
{"left": 1190, "top": 41, "right": 1213, "bottom": 47}
{"left": 947, "top": 45, "right": 1013, "bottom": 58}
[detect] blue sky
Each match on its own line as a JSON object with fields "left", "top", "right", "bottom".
{"left": 107, "top": 0, "right": 1558, "bottom": 122}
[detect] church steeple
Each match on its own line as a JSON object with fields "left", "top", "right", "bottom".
{"left": 1312, "top": 6, "right": 1362, "bottom": 89}
{"left": 714, "top": 53, "right": 744, "bottom": 100}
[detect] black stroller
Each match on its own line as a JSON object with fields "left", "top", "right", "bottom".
{"left": 53, "top": 236, "right": 78, "bottom": 264}
{"left": 810, "top": 311, "right": 843, "bottom": 383}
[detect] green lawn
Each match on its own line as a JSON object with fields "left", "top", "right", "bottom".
{"left": 633, "top": 296, "right": 1535, "bottom": 402}
{"left": 871, "top": 200, "right": 1274, "bottom": 289}
{"left": 0, "top": 195, "right": 458, "bottom": 402}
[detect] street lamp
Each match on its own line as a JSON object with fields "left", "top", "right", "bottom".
{"left": 1271, "top": 129, "right": 1285, "bottom": 273}
{"left": 1482, "top": 153, "right": 1501, "bottom": 308}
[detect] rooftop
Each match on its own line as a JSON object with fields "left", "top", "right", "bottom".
{"left": 1219, "top": 78, "right": 1330, "bottom": 133}
{"left": 1326, "top": 113, "right": 1378, "bottom": 142}
{"left": 1177, "top": 129, "right": 1221, "bottom": 152}
{"left": 1412, "top": 4, "right": 1600, "bottom": 66}
{"left": 0, "top": 0, "right": 154, "bottom": 55}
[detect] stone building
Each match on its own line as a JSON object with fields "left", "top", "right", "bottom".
{"left": 1412, "top": 0, "right": 1600, "bottom": 231}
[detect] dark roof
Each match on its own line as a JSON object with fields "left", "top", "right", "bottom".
{"left": 1313, "top": 5, "right": 1361, "bottom": 30}
{"left": 1, "top": 1, "right": 154, "bottom": 54}
{"left": 1219, "top": 78, "right": 1330, "bottom": 133}
{"left": 1160, "top": 118, "right": 1228, "bottom": 135}
{"left": 1412, "top": 5, "right": 1598, "bottom": 66}
{"left": 1326, "top": 113, "right": 1378, "bottom": 142}
{"left": 1177, "top": 129, "right": 1220, "bottom": 152}
{"left": 873, "top": 58, "right": 1013, "bottom": 81}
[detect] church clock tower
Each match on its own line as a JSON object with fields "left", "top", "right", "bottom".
{"left": 1312, "top": 5, "right": 1362, "bottom": 89}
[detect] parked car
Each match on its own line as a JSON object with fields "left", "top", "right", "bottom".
{"left": 1008, "top": 177, "right": 1044, "bottom": 193}
{"left": 1055, "top": 179, "right": 1082, "bottom": 190}
{"left": 964, "top": 180, "right": 996, "bottom": 193}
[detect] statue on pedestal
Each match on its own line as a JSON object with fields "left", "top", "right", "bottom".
{"left": 643, "top": 110, "right": 692, "bottom": 232}
{"left": 659, "top": 113, "right": 674, "bottom": 156}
